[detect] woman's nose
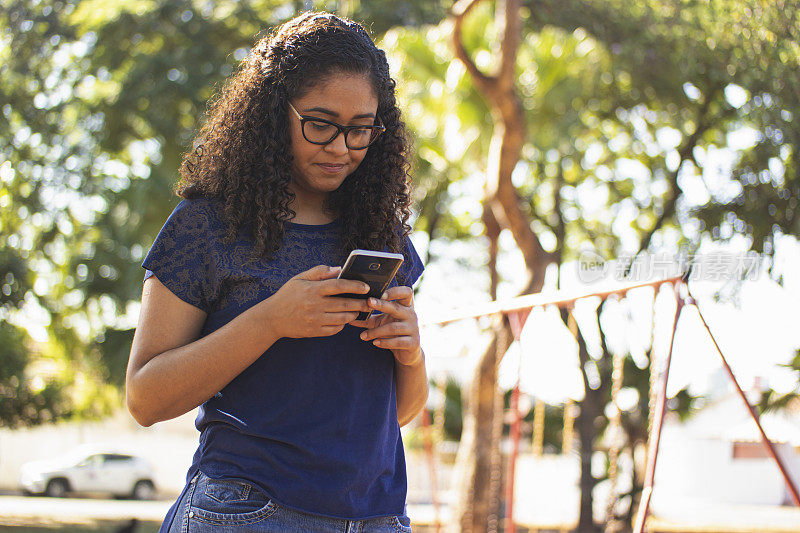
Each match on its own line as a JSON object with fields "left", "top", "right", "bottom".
{"left": 324, "top": 131, "right": 349, "bottom": 155}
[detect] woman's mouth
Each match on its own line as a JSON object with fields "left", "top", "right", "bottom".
{"left": 317, "top": 163, "right": 346, "bottom": 174}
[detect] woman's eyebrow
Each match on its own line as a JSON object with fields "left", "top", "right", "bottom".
{"left": 303, "top": 106, "right": 376, "bottom": 120}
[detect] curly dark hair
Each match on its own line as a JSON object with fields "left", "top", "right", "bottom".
{"left": 176, "top": 12, "right": 412, "bottom": 260}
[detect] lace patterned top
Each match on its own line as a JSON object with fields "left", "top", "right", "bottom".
{"left": 141, "top": 198, "right": 424, "bottom": 525}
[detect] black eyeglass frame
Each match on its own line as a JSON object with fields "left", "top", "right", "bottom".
{"left": 287, "top": 102, "right": 386, "bottom": 150}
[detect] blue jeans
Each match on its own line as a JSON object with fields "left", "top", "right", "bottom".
{"left": 167, "top": 471, "right": 413, "bottom": 533}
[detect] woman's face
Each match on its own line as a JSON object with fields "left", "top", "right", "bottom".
{"left": 288, "top": 71, "right": 378, "bottom": 203}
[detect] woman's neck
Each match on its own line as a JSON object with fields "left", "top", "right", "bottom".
{"left": 289, "top": 195, "right": 337, "bottom": 225}
{"left": 290, "top": 210, "right": 337, "bottom": 225}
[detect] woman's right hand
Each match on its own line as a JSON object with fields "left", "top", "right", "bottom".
{"left": 262, "top": 265, "right": 371, "bottom": 339}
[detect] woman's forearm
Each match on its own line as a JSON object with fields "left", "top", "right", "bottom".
{"left": 395, "top": 350, "right": 428, "bottom": 427}
{"left": 126, "top": 302, "right": 281, "bottom": 427}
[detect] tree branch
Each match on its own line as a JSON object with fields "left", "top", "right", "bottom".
{"left": 450, "top": 0, "right": 494, "bottom": 93}
{"left": 482, "top": 198, "right": 502, "bottom": 299}
{"left": 595, "top": 297, "right": 612, "bottom": 362}
{"left": 561, "top": 307, "right": 593, "bottom": 395}
{"left": 634, "top": 86, "right": 721, "bottom": 254}
{"left": 553, "top": 158, "right": 566, "bottom": 279}
{"left": 594, "top": 298, "right": 615, "bottom": 400}
{"left": 423, "top": 208, "right": 440, "bottom": 267}
{"left": 498, "top": 0, "right": 522, "bottom": 86}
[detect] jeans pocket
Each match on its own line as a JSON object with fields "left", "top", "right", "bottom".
{"left": 190, "top": 472, "right": 277, "bottom": 526}
{"left": 387, "top": 514, "right": 412, "bottom": 533}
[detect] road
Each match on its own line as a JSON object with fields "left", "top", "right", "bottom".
{"left": 0, "top": 494, "right": 448, "bottom": 530}
{"left": 0, "top": 494, "right": 171, "bottom": 528}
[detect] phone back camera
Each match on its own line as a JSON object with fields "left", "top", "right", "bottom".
{"left": 352, "top": 256, "right": 393, "bottom": 275}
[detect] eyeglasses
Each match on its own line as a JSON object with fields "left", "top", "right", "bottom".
{"left": 288, "top": 102, "right": 385, "bottom": 150}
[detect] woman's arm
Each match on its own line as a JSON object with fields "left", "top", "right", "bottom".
{"left": 126, "top": 265, "right": 371, "bottom": 427}
{"left": 356, "top": 286, "right": 428, "bottom": 427}
{"left": 394, "top": 350, "right": 428, "bottom": 427}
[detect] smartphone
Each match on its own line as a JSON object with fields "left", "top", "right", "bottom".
{"left": 337, "top": 249, "right": 404, "bottom": 321}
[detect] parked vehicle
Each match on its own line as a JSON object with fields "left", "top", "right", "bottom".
{"left": 19, "top": 446, "right": 156, "bottom": 499}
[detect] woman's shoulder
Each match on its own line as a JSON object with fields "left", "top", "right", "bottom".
{"left": 393, "top": 231, "right": 424, "bottom": 288}
{"left": 172, "top": 196, "right": 221, "bottom": 215}
{"left": 168, "top": 196, "right": 225, "bottom": 229}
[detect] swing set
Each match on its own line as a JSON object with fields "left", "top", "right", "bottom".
{"left": 418, "top": 273, "right": 800, "bottom": 532}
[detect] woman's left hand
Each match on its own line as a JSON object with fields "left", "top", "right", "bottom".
{"left": 353, "top": 286, "right": 421, "bottom": 366}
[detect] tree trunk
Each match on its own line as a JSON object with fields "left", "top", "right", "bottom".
{"left": 449, "top": 323, "right": 511, "bottom": 532}
{"left": 562, "top": 305, "right": 611, "bottom": 533}
{"left": 576, "top": 390, "right": 602, "bottom": 533}
{"left": 449, "top": 0, "right": 551, "bottom": 530}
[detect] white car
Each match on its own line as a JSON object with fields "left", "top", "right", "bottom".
{"left": 19, "top": 446, "right": 156, "bottom": 499}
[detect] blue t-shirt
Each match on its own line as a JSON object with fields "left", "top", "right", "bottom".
{"left": 141, "top": 198, "right": 424, "bottom": 526}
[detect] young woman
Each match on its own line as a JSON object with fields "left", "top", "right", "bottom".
{"left": 126, "top": 12, "right": 426, "bottom": 532}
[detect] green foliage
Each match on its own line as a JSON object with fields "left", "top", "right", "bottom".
{"left": 91, "top": 327, "right": 136, "bottom": 388}
{"left": 440, "top": 376, "right": 464, "bottom": 441}
{"left": 0, "top": 250, "right": 29, "bottom": 308}
{"left": 501, "top": 389, "right": 568, "bottom": 453}
{"left": 759, "top": 349, "right": 800, "bottom": 413}
{"left": 339, "top": 0, "right": 448, "bottom": 35}
{"left": 382, "top": 24, "right": 493, "bottom": 242}
{"left": 0, "top": 321, "right": 72, "bottom": 427}
{"left": 525, "top": 0, "right": 800, "bottom": 256}
{"left": 388, "top": 0, "right": 794, "bottom": 479}
{"left": 390, "top": 0, "right": 800, "bottom": 268}
{"left": 386, "top": 8, "right": 690, "bottom": 262}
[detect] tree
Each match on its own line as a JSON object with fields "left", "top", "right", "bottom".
{"left": 1, "top": 0, "right": 262, "bottom": 424}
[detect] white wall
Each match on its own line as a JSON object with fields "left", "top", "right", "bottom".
{"left": 655, "top": 425, "right": 800, "bottom": 505}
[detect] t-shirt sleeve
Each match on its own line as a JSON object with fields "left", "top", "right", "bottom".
{"left": 141, "top": 199, "right": 216, "bottom": 312}
{"left": 395, "top": 235, "right": 424, "bottom": 288}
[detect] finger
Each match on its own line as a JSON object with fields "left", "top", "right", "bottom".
{"left": 360, "top": 320, "right": 413, "bottom": 341}
{"left": 370, "top": 336, "right": 417, "bottom": 350}
{"left": 381, "top": 286, "right": 414, "bottom": 307}
{"left": 325, "top": 296, "right": 371, "bottom": 313}
{"left": 319, "top": 324, "right": 345, "bottom": 336}
{"left": 366, "top": 313, "right": 388, "bottom": 329}
{"left": 351, "top": 313, "right": 386, "bottom": 329}
{"left": 367, "top": 297, "right": 412, "bottom": 319}
{"left": 323, "top": 311, "right": 360, "bottom": 325}
{"left": 367, "top": 313, "right": 388, "bottom": 328}
{"left": 319, "top": 279, "right": 371, "bottom": 297}
{"left": 295, "top": 265, "right": 340, "bottom": 281}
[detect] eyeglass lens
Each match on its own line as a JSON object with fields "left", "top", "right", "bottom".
{"left": 302, "top": 120, "right": 382, "bottom": 149}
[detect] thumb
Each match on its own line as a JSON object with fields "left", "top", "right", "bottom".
{"left": 295, "top": 265, "right": 341, "bottom": 281}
